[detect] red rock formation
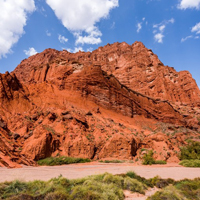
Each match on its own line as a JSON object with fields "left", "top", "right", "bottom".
{"left": 0, "top": 41, "right": 200, "bottom": 167}
{"left": 14, "top": 42, "right": 200, "bottom": 105}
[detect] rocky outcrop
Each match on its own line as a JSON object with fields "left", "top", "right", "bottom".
{"left": 0, "top": 72, "right": 33, "bottom": 114}
{"left": 96, "top": 134, "right": 138, "bottom": 160}
{"left": 14, "top": 42, "right": 200, "bottom": 105}
{"left": 0, "top": 127, "right": 35, "bottom": 168}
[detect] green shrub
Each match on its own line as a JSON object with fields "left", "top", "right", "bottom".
{"left": 37, "top": 156, "right": 91, "bottom": 166}
{"left": 124, "top": 177, "right": 146, "bottom": 194}
{"left": 179, "top": 159, "right": 200, "bottom": 167}
{"left": 69, "top": 180, "right": 124, "bottom": 200}
{"left": 142, "top": 151, "right": 166, "bottom": 165}
{"left": 147, "top": 185, "right": 184, "bottom": 200}
{"left": 0, "top": 181, "right": 28, "bottom": 199}
{"left": 99, "top": 160, "right": 125, "bottom": 163}
{"left": 126, "top": 171, "right": 154, "bottom": 187}
{"left": 142, "top": 150, "right": 155, "bottom": 165}
{"left": 148, "top": 179, "right": 200, "bottom": 200}
{"left": 44, "top": 191, "right": 69, "bottom": 200}
{"left": 180, "top": 141, "right": 200, "bottom": 160}
{"left": 103, "top": 173, "right": 124, "bottom": 188}
{"left": 154, "top": 160, "right": 167, "bottom": 164}
{"left": 175, "top": 178, "right": 200, "bottom": 199}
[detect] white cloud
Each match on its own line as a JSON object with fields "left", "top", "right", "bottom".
{"left": 159, "top": 25, "right": 166, "bottom": 32}
{"left": 87, "top": 47, "right": 93, "bottom": 52}
{"left": 58, "top": 35, "right": 68, "bottom": 43}
{"left": 181, "top": 35, "right": 193, "bottom": 42}
{"left": 192, "top": 22, "right": 200, "bottom": 34}
{"left": 66, "top": 47, "right": 84, "bottom": 53}
{"left": 178, "top": 0, "right": 200, "bottom": 9}
{"left": 136, "top": 17, "right": 146, "bottom": 33}
{"left": 181, "top": 22, "right": 200, "bottom": 42}
{"left": 46, "top": 0, "right": 118, "bottom": 45}
{"left": 46, "top": 30, "right": 51, "bottom": 37}
{"left": 24, "top": 47, "right": 38, "bottom": 56}
{"left": 154, "top": 33, "right": 164, "bottom": 43}
{"left": 153, "top": 18, "right": 174, "bottom": 43}
{"left": 111, "top": 22, "right": 116, "bottom": 29}
{"left": 137, "top": 23, "right": 142, "bottom": 33}
{"left": 169, "top": 18, "right": 175, "bottom": 24}
{"left": 75, "top": 26, "right": 102, "bottom": 45}
{"left": 0, "top": 0, "right": 35, "bottom": 59}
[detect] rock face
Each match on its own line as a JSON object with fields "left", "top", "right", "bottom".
{"left": 14, "top": 41, "right": 200, "bottom": 105}
{"left": 0, "top": 41, "right": 200, "bottom": 167}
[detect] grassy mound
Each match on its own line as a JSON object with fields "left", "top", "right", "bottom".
{"left": 1, "top": 172, "right": 200, "bottom": 200}
{"left": 0, "top": 172, "right": 148, "bottom": 199}
{"left": 37, "top": 156, "right": 91, "bottom": 166}
{"left": 179, "top": 141, "right": 200, "bottom": 168}
{"left": 142, "top": 150, "right": 166, "bottom": 165}
{"left": 180, "top": 140, "right": 200, "bottom": 160}
{"left": 179, "top": 159, "right": 200, "bottom": 167}
{"left": 148, "top": 178, "right": 200, "bottom": 200}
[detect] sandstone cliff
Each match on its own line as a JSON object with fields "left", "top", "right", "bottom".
{"left": 14, "top": 42, "right": 200, "bottom": 105}
{"left": 0, "top": 41, "right": 200, "bottom": 167}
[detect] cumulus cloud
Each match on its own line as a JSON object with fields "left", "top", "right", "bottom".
{"left": 178, "top": 0, "right": 200, "bottom": 9}
{"left": 0, "top": 0, "right": 35, "bottom": 58}
{"left": 153, "top": 18, "right": 174, "bottom": 43}
{"left": 58, "top": 35, "right": 68, "bottom": 43}
{"left": 45, "top": 0, "right": 118, "bottom": 45}
{"left": 24, "top": 47, "right": 38, "bottom": 56}
{"left": 192, "top": 22, "right": 200, "bottom": 34}
{"left": 154, "top": 33, "right": 164, "bottom": 43}
{"left": 74, "top": 26, "right": 102, "bottom": 45}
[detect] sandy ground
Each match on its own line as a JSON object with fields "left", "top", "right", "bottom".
{"left": 0, "top": 162, "right": 200, "bottom": 183}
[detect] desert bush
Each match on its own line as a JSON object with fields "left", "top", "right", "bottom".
{"left": 142, "top": 150, "right": 155, "bottom": 165}
{"left": 180, "top": 141, "right": 200, "bottom": 160}
{"left": 44, "top": 191, "right": 69, "bottom": 200}
{"left": 147, "top": 185, "right": 184, "bottom": 200}
{"left": 99, "top": 160, "right": 125, "bottom": 163}
{"left": 126, "top": 171, "right": 154, "bottom": 187}
{"left": 175, "top": 178, "right": 200, "bottom": 199}
{"left": 124, "top": 177, "right": 146, "bottom": 194}
{"left": 154, "top": 160, "right": 167, "bottom": 164}
{"left": 148, "top": 179, "right": 200, "bottom": 200}
{"left": 37, "top": 156, "right": 91, "bottom": 166}
{"left": 69, "top": 180, "right": 124, "bottom": 200}
{"left": 142, "top": 150, "right": 166, "bottom": 165}
{"left": 179, "top": 159, "right": 200, "bottom": 167}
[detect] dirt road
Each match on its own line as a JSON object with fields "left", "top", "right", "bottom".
{"left": 1, "top": 162, "right": 200, "bottom": 183}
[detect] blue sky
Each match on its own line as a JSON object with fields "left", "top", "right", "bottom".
{"left": 0, "top": 0, "right": 200, "bottom": 87}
